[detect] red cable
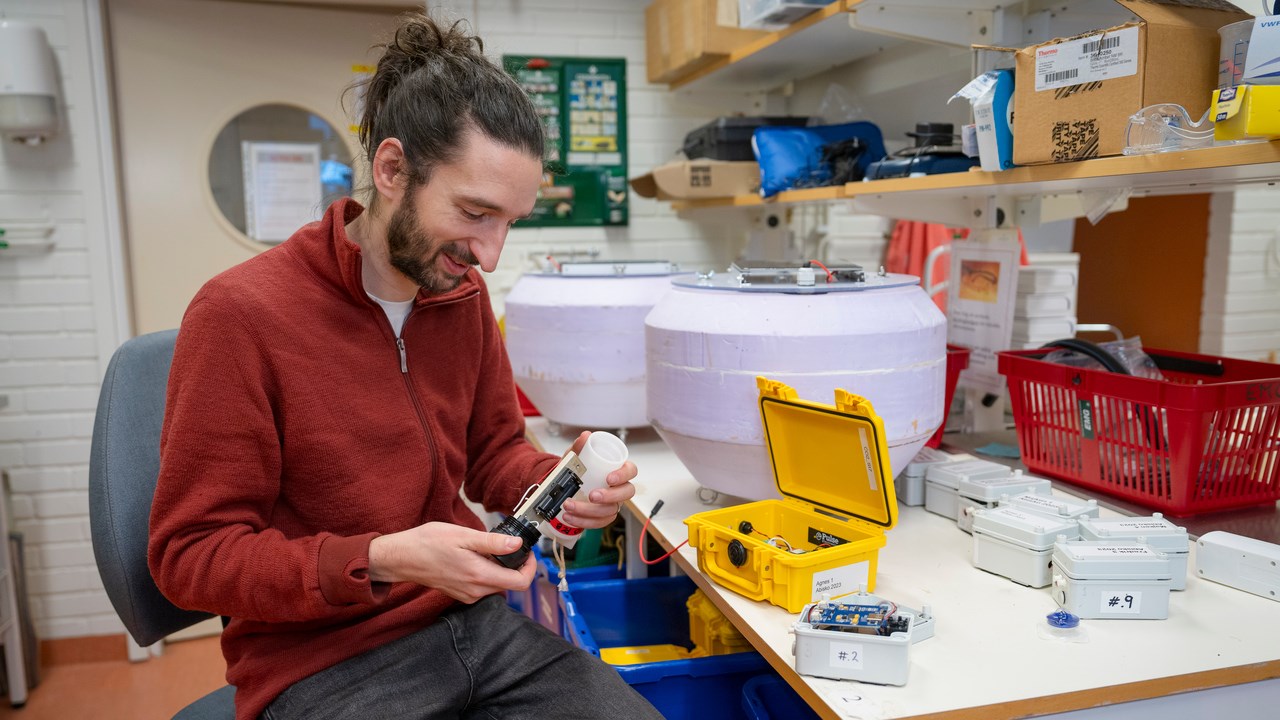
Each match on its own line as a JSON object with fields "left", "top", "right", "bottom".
{"left": 638, "top": 511, "right": 687, "bottom": 565}
{"left": 808, "top": 260, "right": 834, "bottom": 283}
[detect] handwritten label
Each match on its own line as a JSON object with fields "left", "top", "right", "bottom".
{"left": 829, "top": 641, "right": 866, "bottom": 670}
{"left": 858, "top": 428, "right": 877, "bottom": 491}
{"left": 812, "top": 561, "right": 869, "bottom": 600}
{"left": 1100, "top": 590, "right": 1143, "bottom": 614}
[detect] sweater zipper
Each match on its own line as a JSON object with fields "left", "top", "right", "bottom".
{"left": 395, "top": 315, "right": 437, "bottom": 475}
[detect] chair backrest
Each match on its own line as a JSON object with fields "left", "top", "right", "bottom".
{"left": 89, "top": 329, "right": 213, "bottom": 647}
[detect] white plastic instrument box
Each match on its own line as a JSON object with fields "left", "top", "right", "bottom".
{"left": 971, "top": 507, "right": 1079, "bottom": 588}
{"left": 924, "top": 459, "right": 1009, "bottom": 521}
{"left": 1079, "top": 514, "right": 1189, "bottom": 590}
{"left": 898, "top": 447, "right": 971, "bottom": 507}
{"left": 1195, "top": 531, "right": 1280, "bottom": 602}
{"left": 956, "top": 470, "right": 1054, "bottom": 534}
{"left": 792, "top": 591, "right": 933, "bottom": 686}
{"left": 1051, "top": 539, "right": 1174, "bottom": 619}
{"left": 1001, "top": 490, "right": 1098, "bottom": 523}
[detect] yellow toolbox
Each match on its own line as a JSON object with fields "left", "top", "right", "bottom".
{"left": 685, "top": 377, "right": 897, "bottom": 613}
{"left": 1214, "top": 85, "right": 1280, "bottom": 140}
{"left": 687, "top": 589, "right": 752, "bottom": 656}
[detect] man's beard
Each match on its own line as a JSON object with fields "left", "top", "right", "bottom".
{"left": 385, "top": 200, "right": 477, "bottom": 295}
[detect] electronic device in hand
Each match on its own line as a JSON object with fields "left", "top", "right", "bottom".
{"left": 490, "top": 452, "right": 587, "bottom": 569}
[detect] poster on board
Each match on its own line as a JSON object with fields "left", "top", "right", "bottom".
{"left": 242, "top": 141, "right": 323, "bottom": 243}
{"left": 947, "top": 238, "right": 1021, "bottom": 395}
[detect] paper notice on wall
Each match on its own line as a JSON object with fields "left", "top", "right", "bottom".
{"left": 242, "top": 141, "right": 322, "bottom": 244}
{"left": 1034, "top": 25, "right": 1139, "bottom": 92}
{"left": 947, "top": 238, "right": 1021, "bottom": 395}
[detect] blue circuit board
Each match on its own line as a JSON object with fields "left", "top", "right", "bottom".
{"left": 809, "top": 603, "right": 891, "bottom": 632}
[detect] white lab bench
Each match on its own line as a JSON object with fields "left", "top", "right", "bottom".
{"left": 528, "top": 419, "right": 1280, "bottom": 720}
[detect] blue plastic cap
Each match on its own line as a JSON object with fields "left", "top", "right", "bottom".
{"left": 1046, "top": 610, "right": 1080, "bottom": 628}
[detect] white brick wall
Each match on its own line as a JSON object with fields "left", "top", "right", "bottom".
{"left": 0, "top": 0, "right": 129, "bottom": 640}
{"left": 443, "top": 0, "right": 760, "bottom": 312}
{"left": 1202, "top": 186, "right": 1280, "bottom": 362}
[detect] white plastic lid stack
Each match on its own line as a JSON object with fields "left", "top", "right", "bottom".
{"left": 904, "top": 447, "right": 968, "bottom": 479}
{"left": 899, "top": 448, "right": 973, "bottom": 507}
{"left": 1052, "top": 539, "right": 1173, "bottom": 581}
{"left": 972, "top": 507, "right": 1080, "bottom": 551}
{"left": 1001, "top": 491, "right": 1099, "bottom": 521}
{"left": 957, "top": 469, "right": 1053, "bottom": 502}
{"left": 924, "top": 459, "right": 1010, "bottom": 490}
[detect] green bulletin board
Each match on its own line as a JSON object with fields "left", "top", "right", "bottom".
{"left": 504, "top": 55, "right": 628, "bottom": 227}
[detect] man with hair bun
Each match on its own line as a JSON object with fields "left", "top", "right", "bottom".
{"left": 148, "top": 13, "right": 663, "bottom": 719}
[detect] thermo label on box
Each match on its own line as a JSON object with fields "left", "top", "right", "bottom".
{"left": 1034, "top": 26, "right": 1139, "bottom": 92}
{"left": 813, "top": 561, "right": 870, "bottom": 600}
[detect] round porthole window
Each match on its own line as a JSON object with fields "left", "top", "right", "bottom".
{"left": 207, "top": 103, "right": 355, "bottom": 246}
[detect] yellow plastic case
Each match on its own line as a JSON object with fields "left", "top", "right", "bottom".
{"left": 599, "top": 644, "right": 692, "bottom": 665}
{"left": 685, "top": 377, "right": 897, "bottom": 613}
{"left": 687, "top": 589, "right": 752, "bottom": 656}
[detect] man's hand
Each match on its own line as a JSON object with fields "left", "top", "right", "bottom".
{"left": 367, "top": 522, "right": 536, "bottom": 604}
{"left": 558, "top": 431, "right": 638, "bottom": 530}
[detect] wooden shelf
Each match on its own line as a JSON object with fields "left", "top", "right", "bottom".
{"left": 667, "top": 141, "right": 1280, "bottom": 214}
{"left": 669, "top": 1, "right": 898, "bottom": 93}
{"left": 671, "top": 185, "right": 844, "bottom": 211}
{"left": 846, "top": 140, "right": 1280, "bottom": 201}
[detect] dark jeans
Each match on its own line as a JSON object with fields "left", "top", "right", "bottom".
{"left": 260, "top": 594, "right": 664, "bottom": 720}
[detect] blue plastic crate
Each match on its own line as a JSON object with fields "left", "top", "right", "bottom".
{"left": 533, "top": 554, "right": 624, "bottom": 634}
{"left": 560, "top": 575, "right": 770, "bottom": 720}
{"left": 741, "top": 674, "right": 820, "bottom": 720}
{"left": 504, "top": 545, "right": 544, "bottom": 620}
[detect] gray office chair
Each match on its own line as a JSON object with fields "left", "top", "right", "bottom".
{"left": 88, "top": 330, "right": 235, "bottom": 719}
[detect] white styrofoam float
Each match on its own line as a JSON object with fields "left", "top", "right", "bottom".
{"left": 645, "top": 264, "right": 947, "bottom": 500}
{"left": 505, "top": 261, "right": 678, "bottom": 430}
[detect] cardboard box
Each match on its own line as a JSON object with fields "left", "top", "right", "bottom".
{"left": 1213, "top": 85, "right": 1280, "bottom": 140}
{"left": 1013, "top": 0, "right": 1250, "bottom": 165}
{"left": 646, "top": 0, "right": 768, "bottom": 84}
{"left": 630, "top": 159, "right": 760, "bottom": 200}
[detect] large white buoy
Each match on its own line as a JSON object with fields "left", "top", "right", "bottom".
{"left": 505, "top": 261, "right": 678, "bottom": 430}
{"left": 645, "top": 264, "right": 947, "bottom": 501}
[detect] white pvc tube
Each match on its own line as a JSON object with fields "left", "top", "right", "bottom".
{"left": 542, "top": 431, "right": 629, "bottom": 548}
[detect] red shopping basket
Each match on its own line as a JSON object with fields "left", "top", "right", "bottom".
{"left": 926, "top": 344, "right": 971, "bottom": 449}
{"left": 999, "top": 347, "right": 1280, "bottom": 516}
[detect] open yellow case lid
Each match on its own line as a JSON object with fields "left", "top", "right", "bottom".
{"left": 756, "top": 377, "right": 897, "bottom": 531}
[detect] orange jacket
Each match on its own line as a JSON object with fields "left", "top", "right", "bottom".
{"left": 149, "top": 198, "right": 556, "bottom": 720}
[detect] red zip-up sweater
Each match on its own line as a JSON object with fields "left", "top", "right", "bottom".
{"left": 148, "top": 198, "right": 559, "bottom": 720}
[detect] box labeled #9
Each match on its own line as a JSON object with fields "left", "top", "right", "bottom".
{"left": 685, "top": 377, "right": 896, "bottom": 613}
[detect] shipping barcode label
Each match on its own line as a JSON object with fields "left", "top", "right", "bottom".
{"left": 1035, "top": 25, "right": 1139, "bottom": 92}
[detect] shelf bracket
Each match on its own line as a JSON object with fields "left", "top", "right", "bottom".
{"left": 1015, "top": 190, "right": 1130, "bottom": 227}
{"left": 850, "top": 191, "right": 1017, "bottom": 230}
{"left": 850, "top": 3, "right": 1005, "bottom": 48}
